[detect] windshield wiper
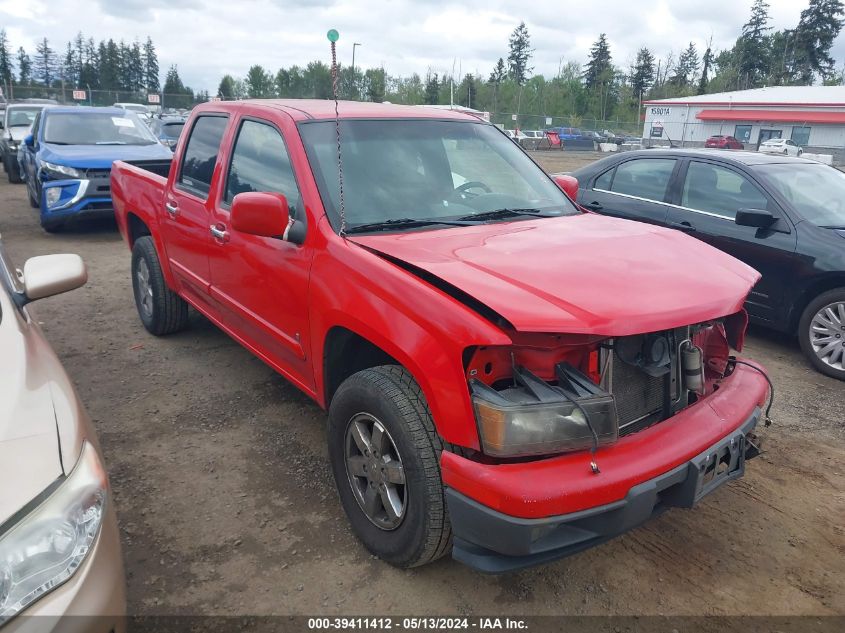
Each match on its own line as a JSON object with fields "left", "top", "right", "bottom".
{"left": 456, "top": 208, "right": 550, "bottom": 222}
{"left": 95, "top": 141, "right": 127, "bottom": 145}
{"left": 345, "top": 217, "right": 470, "bottom": 234}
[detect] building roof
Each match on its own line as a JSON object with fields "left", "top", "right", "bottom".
{"left": 644, "top": 86, "right": 845, "bottom": 107}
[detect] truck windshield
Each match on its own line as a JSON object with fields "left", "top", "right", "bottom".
{"left": 299, "top": 119, "right": 578, "bottom": 233}
{"left": 43, "top": 112, "right": 158, "bottom": 146}
{"left": 753, "top": 162, "right": 845, "bottom": 227}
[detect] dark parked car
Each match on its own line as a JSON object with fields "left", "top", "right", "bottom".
{"left": 705, "top": 135, "right": 744, "bottom": 150}
{"left": 568, "top": 149, "right": 845, "bottom": 380}
{"left": 149, "top": 116, "right": 186, "bottom": 150}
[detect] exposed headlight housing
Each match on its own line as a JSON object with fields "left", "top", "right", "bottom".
{"left": 41, "top": 161, "right": 81, "bottom": 180}
{"left": 471, "top": 364, "right": 618, "bottom": 458}
{"left": 0, "top": 442, "right": 107, "bottom": 622}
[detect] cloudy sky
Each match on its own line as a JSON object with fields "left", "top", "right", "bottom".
{"left": 1, "top": 0, "right": 843, "bottom": 92}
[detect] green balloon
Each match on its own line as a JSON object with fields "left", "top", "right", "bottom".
{"left": 327, "top": 29, "right": 340, "bottom": 43}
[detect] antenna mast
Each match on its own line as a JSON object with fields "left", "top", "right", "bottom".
{"left": 328, "top": 29, "right": 346, "bottom": 236}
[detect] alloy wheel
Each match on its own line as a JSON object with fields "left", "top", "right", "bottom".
{"left": 809, "top": 301, "right": 845, "bottom": 371}
{"left": 344, "top": 413, "right": 407, "bottom": 530}
{"left": 135, "top": 258, "right": 154, "bottom": 319}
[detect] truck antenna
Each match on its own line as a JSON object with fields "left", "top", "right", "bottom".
{"left": 328, "top": 29, "right": 347, "bottom": 236}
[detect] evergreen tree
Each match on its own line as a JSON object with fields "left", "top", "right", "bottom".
{"left": 0, "top": 30, "right": 13, "bottom": 90}
{"left": 63, "top": 41, "right": 76, "bottom": 86}
{"left": 218, "top": 74, "right": 236, "bottom": 98}
{"left": 507, "top": 22, "right": 533, "bottom": 85}
{"left": 17, "top": 47, "right": 31, "bottom": 85}
{"left": 99, "top": 40, "right": 120, "bottom": 91}
{"left": 698, "top": 45, "right": 714, "bottom": 94}
{"left": 583, "top": 34, "right": 612, "bottom": 90}
{"left": 630, "top": 47, "right": 655, "bottom": 98}
{"left": 245, "top": 64, "right": 273, "bottom": 97}
{"left": 424, "top": 71, "right": 439, "bottom": 104}
{"left": 128, "top": 41, "right": 144, "bottom": 92}
{"left": 33, "top": 37, "right": 56, "bottom": 86}
{"left": 143, "top": 37, "right": 159, "bottom": 91}
{"left": 738, "top": 0, "right": 772, "bottom": 87}
{"left": 670, "top": 42, "right": 700, "bottom": 89}
{"left": 488, "top": 57, "right": 506, "bottom": 85}
{"left": 793, "top": 0, "right": 845, "bottom": 82}
{"left": 80, "top": 38, "right": 99, "bottom": 90}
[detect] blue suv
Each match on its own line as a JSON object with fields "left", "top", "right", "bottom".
{"left": 20, "top": 106, "right": 172, "bottom": 232}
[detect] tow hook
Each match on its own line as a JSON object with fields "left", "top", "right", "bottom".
{"left": 745, "top": 431, "right": 763, "bottom": 460}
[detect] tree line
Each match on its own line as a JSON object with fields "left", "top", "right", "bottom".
{"left": 1, "top": 0, "right": 843, "bottom": 123}
{"left": 0, "top": 30, "right": 203, "bottom": 107}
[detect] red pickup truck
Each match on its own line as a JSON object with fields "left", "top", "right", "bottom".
{"left": 111, "top": 100, "right": 770, "bottom": 573}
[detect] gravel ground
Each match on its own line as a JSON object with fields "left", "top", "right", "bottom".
{"left": 1, "top": 151, "right": 843, "bottom": 618}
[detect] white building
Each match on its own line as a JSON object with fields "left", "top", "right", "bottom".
{"left": 642, "top": 86, "right": 845, "bottom": 154}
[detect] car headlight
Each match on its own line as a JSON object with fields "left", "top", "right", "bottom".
{"left": 470, "top": 364, "right": 618, "bottom": 458}
{"left": 41, "top": 161, "right": 81, "bottom": 179}
{"left": 0, "top": 442, "right": 107, "bottom": 622}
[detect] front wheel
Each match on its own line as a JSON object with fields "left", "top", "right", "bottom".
{"left": 797, "top": 149, "right": 803, "bottom": 157}
{"left": 798, "top": 288, "right": 845, "bottom": 380}
{"left": 328, "top": 366, "right": 451, "bottom": 568}
{"left": 131, "top": 236, "right": 189, "bottom": 335}
{"left": 6, "top": 154, "right": 22, "bottom": 183}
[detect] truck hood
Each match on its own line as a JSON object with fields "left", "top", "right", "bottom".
{"left": 350, "top": 213, "right": 761, "bottom": 335}
{"left": 0, "top": 325, "right": 63, "bottom": 526}
{"left": 40, "top": 142, "right": 172, "bottom": 169}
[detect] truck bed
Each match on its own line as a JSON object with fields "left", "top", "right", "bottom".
{"left": 121, "top": 158, "right": 173, "bottom": 179}
{"left": 111, "top": 159, "right": 171, "bottom": 245}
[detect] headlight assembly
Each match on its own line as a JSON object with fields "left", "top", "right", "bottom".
{"left": 471, "top": 363, "right": 618, "bottom": 458}
{"left": 0, "top": 442, "right": 107, "bottom": 622}
{"left": 41, "top": 161, "right": 81, "bottom": 180}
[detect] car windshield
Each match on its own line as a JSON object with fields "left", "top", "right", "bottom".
{"left": 754, "top": 163, "right": 845, "bottom": 226}
{"left": 299, "top": 119, "right": 578, "bottom": 232}
{"left": 6, "top": 107, "right": 40, "bottom": 127}
{"left": 43, "top": 112, "right": 158, "bottom": 145}
{"left": 161, "top": 122, "right": 184, "bottom": 138}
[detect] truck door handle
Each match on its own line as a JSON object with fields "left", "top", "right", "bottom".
{"left": 584, "top": 201, "right": 603, "bottom": 211}
{"left": 165, "top": 202, "right": 179, "bottom": 217}
{"left": 210, "top": 224, "right": 229, "bottom": 242}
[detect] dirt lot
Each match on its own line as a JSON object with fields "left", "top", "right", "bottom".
{"left": 1, "top": 151, "right": 843, "bottom": 618}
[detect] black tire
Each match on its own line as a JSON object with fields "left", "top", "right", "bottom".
{"left": 5, "top": 154, "right": 22, "bottom": 183}
{"left": 28, "top": 185, "right": 38, "bottom": 208}
{"left": 131, "top": 236, "right": 189, "bottom": 335}
{"left": 798, "top": 149, "right": 803, "bottom": 157}
{"left": 798, "top": 288, "right": 845, "bottom": 381}
{"left": 328, "top": 365, "right": 451, "bottom": 568}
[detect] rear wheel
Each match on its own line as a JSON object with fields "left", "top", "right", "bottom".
{"left": 131, "top": 236, "right": 189, "bottom": 335}
{"left": 328, "top": 366, "right": 451, "bottom": 568}
{"left": 798, "top": 288, "right": 845, "bottom": 381}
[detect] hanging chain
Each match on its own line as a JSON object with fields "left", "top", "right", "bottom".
{"left": 330, "top": 41, "right": 347, "bottom": 236}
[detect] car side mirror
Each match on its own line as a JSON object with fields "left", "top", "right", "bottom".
{"left": 553, "top": 174, "right": 580, "bottom": 201}
{"left": 231, "top": 192, "right": 303, "bottom": 243}
{"left": 24, "top": 134, "right": 34, "bottom": 148}
{"left": 22, "top": 254, "right": 87, "bottom": 304}
{"left": 735, "top": 208, "right": 777, "bottom": 228}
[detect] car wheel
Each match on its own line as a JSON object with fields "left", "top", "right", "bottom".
{"left": 798, "top": 288, "right": 845, "bottom": 381}
{"left": 4, "top": 155, "right": 22, "bottom": 183}
{"left": 131, "top": 236, "right": 189, "bottom": 335}
{"left": 798, "top": 149, "right": 803, "bottom": 157}
{"left": 328, "top": 365, "right": 451, "bottom": 568}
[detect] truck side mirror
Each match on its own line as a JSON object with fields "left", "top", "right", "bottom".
{"left": 735, "top": 208, "right": 777, "bottom": 228}
{"left": 553, "top": 174, "right": 580, "bottom": 201}
{"left": 231, "top": 192, "right": 297, "bottom": 242}
{"left": 24, "top": 134, "right": 34, "bottom": 148}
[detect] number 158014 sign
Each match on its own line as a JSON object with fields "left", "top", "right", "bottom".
{"left": 650, "top": 107, "right": 671, "bottom": 116}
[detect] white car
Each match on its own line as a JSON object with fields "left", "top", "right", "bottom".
{"left": 759, "top": 138, "right": 803, "bottom": 156}
{"left": 112, "top": 102, "right": 152, "bottom": 121}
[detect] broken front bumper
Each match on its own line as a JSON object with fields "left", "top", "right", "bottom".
{"left": 441, "top": 362, "right": 769, "bottom": 573}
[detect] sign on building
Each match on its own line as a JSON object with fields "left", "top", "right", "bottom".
{"left": 72, "top": 90, "right": 86, "bottom": 101}
{"left": 147, "top": 94, "right": 161, "bottom": 104}
{"left": 650, "top": 124, "right": 664, "bottom": 138}
{"left": 649, "top": 106, "right": 671, "bottom": 117}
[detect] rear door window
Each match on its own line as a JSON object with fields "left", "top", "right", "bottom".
{"left": 608, "top": 159, "right": 676, "bottom": 202}
{"left": 178, "top": 115, "right": 228, "bottom": 198}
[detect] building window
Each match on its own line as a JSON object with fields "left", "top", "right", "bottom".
{"left": 791, "top": 126, "right": 811, "bottom": 147}
{"left": 734, "top": 125, "right": 752, "bottom": 143}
